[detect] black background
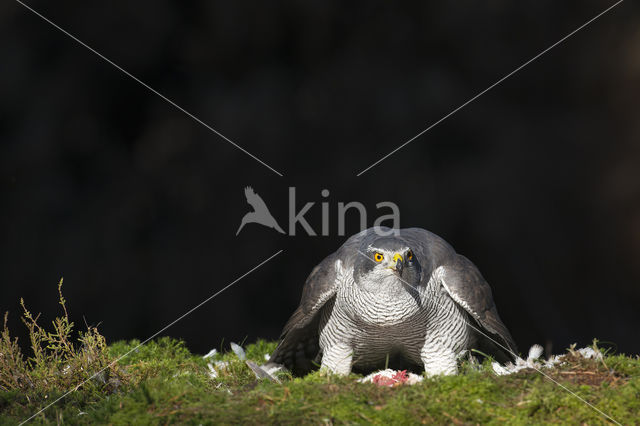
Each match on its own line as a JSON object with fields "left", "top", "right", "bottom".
{"left": 1, "top": 1, "right": 639, "bottom": 357}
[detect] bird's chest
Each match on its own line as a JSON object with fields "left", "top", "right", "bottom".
{"left": 336, "top": 284, "right": 429, "bottom": 330}
{"left": 329, "top": 286, "right": 429, "bottom": 365}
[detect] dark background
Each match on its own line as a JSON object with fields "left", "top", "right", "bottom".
{"left": 1, "top": 1, "right": 639, "bottom": 357}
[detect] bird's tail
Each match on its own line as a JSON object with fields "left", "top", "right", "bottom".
{"left": 272, "top": 221, "right": 285, "bottom": 234}
{"left": 235, "top": 216, "right": 248, "bottom": 235}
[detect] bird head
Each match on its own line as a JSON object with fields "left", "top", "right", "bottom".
{"left": 354, "top": 236, "right": 422, "bottom": 292}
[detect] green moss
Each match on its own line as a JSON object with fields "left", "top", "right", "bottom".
{"left": 2, "top": 336, "right": 639, "bottom": 425}
{"left": 2, "top": 286, "right": 639, "bottom": 424}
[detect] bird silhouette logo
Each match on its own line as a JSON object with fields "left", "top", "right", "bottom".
{"left": 236, "top": 186, "right": 285, "bottom": 235}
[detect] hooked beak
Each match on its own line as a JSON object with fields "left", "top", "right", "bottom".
{"left": 389, "top": 253, "right": 404, "bottom": 276}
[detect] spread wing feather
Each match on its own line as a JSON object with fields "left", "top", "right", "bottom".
{"left": 267, "top": 232, "right": 365, "bottom": 375}
{"left": 439, "top": 254, "right": 518, "bottom": 360}
{"left": 266, "top": 252, "right": 340, "bottom": 375}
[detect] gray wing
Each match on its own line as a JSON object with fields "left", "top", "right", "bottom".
{"left": 267, "top": 232, "right": 364, "bottom": 375}
{"left": 244, "top": 186, "right": 268, "bottom": 212}
{"left": 439, "top": 254, "right": 519, "bottom": 361}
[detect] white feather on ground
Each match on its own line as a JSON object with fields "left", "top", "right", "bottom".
{"left": 206, "top": 361, "right": 230, "bottom": 378}
{"left": 491, "top": 344, "right": 603, "bottom": 376}
{"left": 357, "top": 344, "right": 605, "bottom": 384}
{"left": 246, "top": 361, "right": 281, "bottom": 384}
{"left": 206, "top": 363, "right": 218, "bottom": 379}
{"left": 203, "top": 348, "right": 218, "bottom": 359}
{"left": 230, "top": 342, "right": 246, "bottom": 360}
{"left": 206, "top": 343, "right": 604, "bottom": 384}
{"left": 576, "top": 347, "right": 603, "bottom": 360}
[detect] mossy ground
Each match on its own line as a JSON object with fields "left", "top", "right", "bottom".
{"left": 1, "top": 285, "right": 638, "bottom": 424}
{"left": 1, "top": 336, "right": 639, "bottom": 425}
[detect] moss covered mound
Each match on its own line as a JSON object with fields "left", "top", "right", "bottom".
{"left": 0, "top": 336, "right": 638, "bottom": 425}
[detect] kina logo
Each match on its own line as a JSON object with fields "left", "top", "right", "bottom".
{"left": 236, "top": 187, "right": 285, "bottom": 235}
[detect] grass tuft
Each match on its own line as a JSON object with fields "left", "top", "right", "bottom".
{"left": 1, "top": 279, "right": 131, "bottom": 420}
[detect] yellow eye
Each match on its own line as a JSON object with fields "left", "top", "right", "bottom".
{"left": 374, "top": 253, "right": 384, "bottom": 262}
{"left": 407, "top": 251, "right": 413, "bottom": 260}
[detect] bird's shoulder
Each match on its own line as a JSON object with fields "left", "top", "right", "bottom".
{"left": 299, "top": 234, "right": 363, "bottom": 315}
{"left": 437, "top": 255, "right": 495, "bottom": 315}
{"left": 437, "top": 254, "right": 518, "bottom": 355}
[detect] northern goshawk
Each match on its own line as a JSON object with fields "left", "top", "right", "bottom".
{"left": 266, "top": 227, "right": 518, "bottom": 376}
